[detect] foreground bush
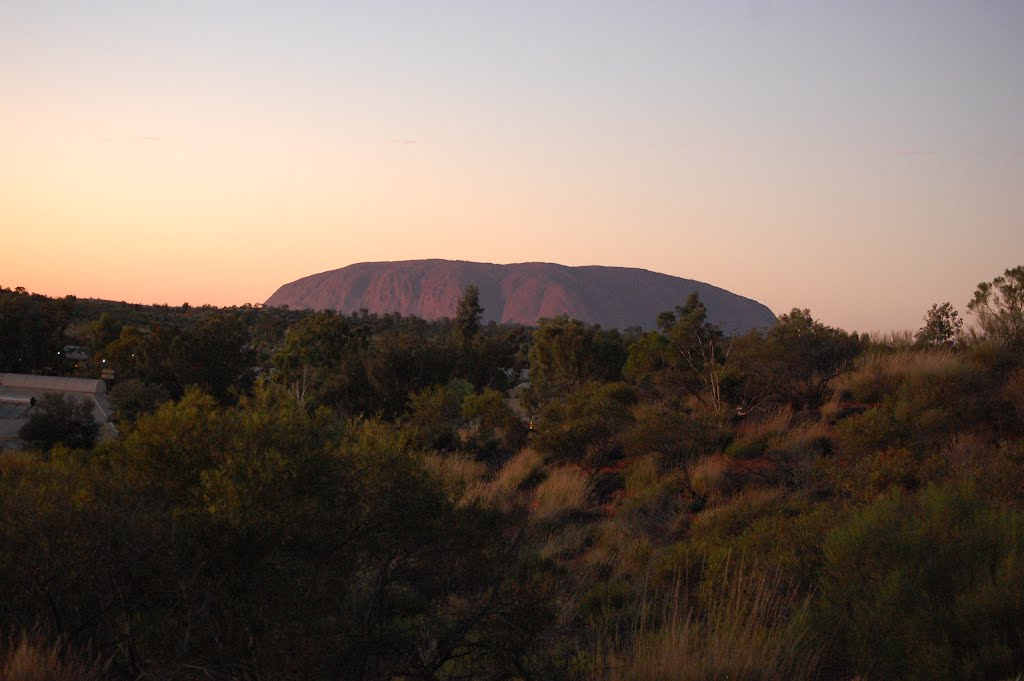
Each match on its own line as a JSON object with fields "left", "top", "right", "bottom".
{"left": 0, "top": 387, "right": 562, "bottom": 680}
{"left": 816, "top": 483, "right": 1024, "bottom": 680}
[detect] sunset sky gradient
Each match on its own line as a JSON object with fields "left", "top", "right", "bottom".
{"left": 3, "top": 1, "right": 1023, "bottom": 331}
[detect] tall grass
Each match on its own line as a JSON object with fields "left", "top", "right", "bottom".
{"left": 833, "top": 347, "right": 960, "bottom": 403}
{"left": 592, "top": 563, "right": 819, "bottom": 681}
{"left": 462, "top": 447, "right": 545, "bottom": 509}
{"left": 422, "top": 452, "right": 487, "bottom": 505}
{"left": 689, "top": 454, "right": 730, "bottom": 503}
{"left": 867, "top": 329, "right": 916, "bottom": 349}
{"left": 531, "top": 465, "right": 593, "bottom": 523}
{"left": 490, "top": 448, "right": 544, "bottom": 499}
{"left": 726, "top": 406, "right": 793, "bottom": 459}
{"left": 0, "top": 632, "right": 107, "bottom": 681}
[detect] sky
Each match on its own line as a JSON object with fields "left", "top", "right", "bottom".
{"left": 2, "top": 1, "right": 1022, "bottom": 332}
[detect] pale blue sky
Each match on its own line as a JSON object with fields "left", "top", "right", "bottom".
{"left": 3, "top": 1, "right": 1022, "bottom": 331}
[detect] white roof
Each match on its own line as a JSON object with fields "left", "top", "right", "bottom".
{"left": 0, "top": 373, "right": 106, "bottom": 395}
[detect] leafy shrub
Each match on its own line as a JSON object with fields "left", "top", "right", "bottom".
{"left": 534, "top": 382, "right": 636, "bottom": 468}
{"left": 1003, "top": 367, "right": 1024, "bottom": 423}
{"left": 461, "top": 387, "right": 527, "bottom": 454}
{"left": 405, "top": 379, "right": 472, "bottom": 450}
{"left": 18, "top": 394, "right": 100, "bottom": 451}
{"left": 815, "top": 484, "right": 1024, "bottom": 681}
{"left": 837, "top": 357, "right": 991, "bottom": 456}
{"left": 107, "top": 378, "right": 169, "bottom": 423}
{"left": 688, "top": 489, "right": 834, "bottom": 589}
{"left": 620, "top": 405, "right": 728, "bottom": 467}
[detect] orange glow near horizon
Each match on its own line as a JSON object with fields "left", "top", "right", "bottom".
{"left": 3, "top": 2, "right": 1023, "bottom": 331}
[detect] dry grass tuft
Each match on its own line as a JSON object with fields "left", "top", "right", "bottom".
{"left": 690, "top": 454, "right": 730, "bottom": 503}
{"left": 743, "top": 406, "right": 794, "bottom": 440}
{"left": 727, "top": 407, "right": 794, "bottom": 460}
{"left": 422, "top": 452, "right": 487, "bottom": 505}
{"left": 867, "top": 329, "right": 916, "bottom": 348}
{"left": 0, "top": 632, "right": 108, "bottom": 681}
{"left": 491, "top": 448, "right": 544, "bottom": 497}
{"left": 0, "top": 452, "right": 37, "bottom": 479}
{"left": 819, "top": 389, "right": 844, "bottom": 422}
{"left": 583, "top": 519, "right": 655, "bottom": 578}
{"left": 531, "top": 465, "right": 594, "bottom": 523}
{"left": 775, "top": 420, "right": 831, "bottom": 452}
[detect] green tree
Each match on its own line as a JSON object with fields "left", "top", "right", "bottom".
{"left": 915, "top": 302, "right": 963, "bottom": 348}
{"left": 455, "top": 283, "right": 484, "bottom": 344}
{"left": 273, "top": 311, "right": 369, "bottom": 410}
{"left": 625, "top": 293, "right": 728, "bottom": 412}
{"left": 170, "top": 314, "right": 254, "bottom": 402}
{"left": 88, "top": 312, "right": 124, "bottom": 358}
{"left": 967, "top": 265, "right": 1024, "bottom": 347}
{"left": 727, "top": 308, "right": 864, "bottom": 411}
{"left": 528, "top": 316, "right": 627, "bottom": 402}
{"left": 18, "top": 393, "right": 100, "bottom": 451}
{"left": 0, "top": 287, "right": 74, "bottom": 373}
{"left": 363, "top": 326, "right": 456, "bottom": 417}
{"left": 108, "top": 377, "right": 170, "bottom": 423}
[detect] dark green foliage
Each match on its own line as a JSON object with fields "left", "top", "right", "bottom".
{"left": 725, "top": 432, "right": 771, "bottom": 460}
{"left": 272, "top": 310, "right": 370, "bottom": 410}
{"left": 727, "top": 309, "right": 865, "bottom": 410}
{"left": 362, "top": 325, "right": 457, "bottom": 417}
{"left": 528, "top": 316, "right": 628, "bottom": 402}
{"left": 688, "top": 491, "right": 837, "bottom": 590}
{"left": 88, "top": 312, "right": 124, "bottom": 358}
{"left": 169, "top": 313, "right": 254, "bottom": 402}
{"left": 619, "top": 405, "right": 728, "bottom": 468}
{"left": 405, "top": 379, "right": 472, "bottom": 450}
{"left": 454, "top": 283, "right": 484, "bottom": 344}
{"left": 838, "top": 359, "right": 992, "bottom": 456}
{"left": 0, "top": 387, "right": 562, "bottom": 680}
{"left": 462, "top": 387, "right": 527, "bottom": 454}
{"left": 107, "top": 378, "right": 170, "bottom": 423}
{"left": 533, "top": 381, "right": 636, "bottom": 468}
{"left": 915, "top": 302, "right": 963, "bottom": 348}
{"left": 629, "top": 293, "right": 727, "bottom": 412}
{"left": 816, "top": 484, "right": 1024, "bottom": 681}
{"left": 968, "top": 265, "right": 1024, "bottom": 347}
{"left": 17, "top": 393, "right": 100, "bottom": 451}
{"left": 0, "top": 286, "right": 75, "bottom": 373}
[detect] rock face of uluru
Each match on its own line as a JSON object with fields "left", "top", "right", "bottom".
{"left": 265, "top": 260, "right": 776, "bottom": 332}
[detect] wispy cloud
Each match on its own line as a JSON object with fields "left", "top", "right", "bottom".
{"left": 101, "top": 135, "right": 163, "bottom": 144}
{"left": 886, "top": 147, "right": 937, "bottom": 157}
{"left": 389, "top": 138, "right": 416, "bottom": 145}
